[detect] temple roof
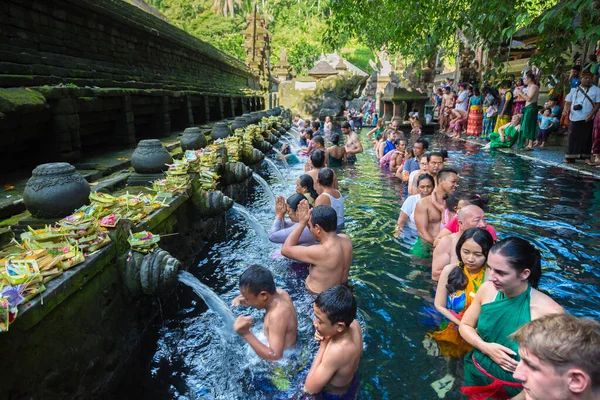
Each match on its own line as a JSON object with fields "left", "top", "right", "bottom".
{"left": 308, "top": 60, "right": 338, "bottom": 76}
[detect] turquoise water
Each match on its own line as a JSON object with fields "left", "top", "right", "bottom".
{"left": 117, "top": 133, "right": 600, "bottom": 399}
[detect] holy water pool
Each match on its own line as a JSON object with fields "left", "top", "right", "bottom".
{"left": 117, "top": 133, "right": 600, "bottom": 399}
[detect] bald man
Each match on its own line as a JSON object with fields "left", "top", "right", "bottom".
{"left": 431, "top": 205, "right": 488, "bottom": 280}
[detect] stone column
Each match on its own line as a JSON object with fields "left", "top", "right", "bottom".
{"left": 151, "top": 95, "right": 170, "bottom": 137}
{"left": 229, "top": 97, "right": 236, "bottom": 117}
{"left": 242, "top": 97, "right": 249, "bottom": 114}
{"left": 172, "top": 95, "right": 194, "bottom": 130}
{"left": 48, "top": 96, "right": 81, "bottom": 161}
{"left": 115, "top": 94, "right": 136, "bottom": 145}
{"left": 382, "top": 101, "right": 393, "bottom": 121}
{"left": 218, "top": 96, "right": 225, "bottom": 119}
{"left": 204, "top": 95, "right": 211, "bottom": 122}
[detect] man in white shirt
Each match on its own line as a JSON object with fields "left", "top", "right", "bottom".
{"left": 563, "top": 71, "right": 600, "bottom": 163}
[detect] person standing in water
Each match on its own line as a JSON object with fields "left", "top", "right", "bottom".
{"left": 342, "top": 121, "right": 363, "bottom": 164}
{"left": 282, "top": 203, "right": 353, "bottom": 294}
{"left": 414, "top": 168, "right": 459, "bottom": 245}
{"left": 232, "top": 265, "right": 298, "bottom": 360}
{"left": 459, "top": 237, "right": 564, "bottom": 399}
{"left": 326, "top": 133, "right": 347, "bottom": 167}
{"left": 315, "top": 168, "right": 345, "bottom": 229}
{"left": 304, "top": 285, "right": 363, "bottom": 400}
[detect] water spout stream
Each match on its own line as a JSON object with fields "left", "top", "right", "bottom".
{"left": 263, "top": 158, "right": 286, "bottom": 182}
{"left": 177, "top": 270, "right": 235, "bottom": 329}
{"left": 231, "top": 203, "right": 270, "bottom": 242}
{"left": 252, "top": 172, "right": 276, "bottom": 207}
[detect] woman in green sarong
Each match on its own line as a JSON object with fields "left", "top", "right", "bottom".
{"left": 519, "top": 102, "right": 538, "bottom": 150}
{"left": 485, "top": 115, "right": 521, "bottom": 150}
{"left": 459, "top": 237, "right": 564, "bottom": 399}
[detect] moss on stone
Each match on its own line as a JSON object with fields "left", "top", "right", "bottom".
{"left": 0, "top": 88, "right": 47, "bottom": 114}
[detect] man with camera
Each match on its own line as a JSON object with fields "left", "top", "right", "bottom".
{"left": 563, "top": 70, "right": 600, "bottom": 163}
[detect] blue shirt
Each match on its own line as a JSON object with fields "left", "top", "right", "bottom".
{"left": 383, "top": 140, "right": 395, "bottom": 156}
{"left": 402, "top": 157, "right": 420, "bottom": 174}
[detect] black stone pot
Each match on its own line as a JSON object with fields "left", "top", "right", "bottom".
{"left": 180, "top": 127, "right": 207, "bottom": 151}
{"left": 211, "top": 122, "right": 232, "bottom": 139}
{"left": 23, "top": 162, "right": 91, "bottom": 219}
{"left": 249, "top": 112, "right": 261, "bottom": 124}
{"left": 131, "top": 139, "right": 173, "bottom": 173}
{"left": 241, "top": 113, "right": 252, "bottom": 124}
{"left": 231, "top": 117, "right": 248, "bottom": 132}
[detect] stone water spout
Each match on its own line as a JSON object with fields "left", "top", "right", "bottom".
{"left": 221, "top": 162, "right": 253, "bottom": 185}
{"left": 191, "top": 188, "right": 234, "bottom": 217}
{"left": 124, "top": 248, "right": 181, "bottom": 296}
{"left": 242, "top": 148, "right": 265, "bottom": 166}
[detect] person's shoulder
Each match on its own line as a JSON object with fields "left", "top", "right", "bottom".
{"left": 437, "top": 234, "right": 453, "bottom": 248}
{"left": 441, "top": 262, "right": 459, "bottom": 276}
{"left": 531, "top": 288, "right": 564, "bottom": 313}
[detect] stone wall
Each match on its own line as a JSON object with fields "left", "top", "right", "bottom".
{"left": 0, "top": 0, "right": 267, "bottom": 172}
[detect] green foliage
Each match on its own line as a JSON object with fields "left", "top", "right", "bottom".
{"left": 325, "top": 0, "right": 599, "bottom": 76}
{"left": 286, "top": 39, "right": 321, "bottom": 75}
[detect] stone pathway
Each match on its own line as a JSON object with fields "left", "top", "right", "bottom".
{"left": 456, "top": 135, "right": 600, "bottom": 180}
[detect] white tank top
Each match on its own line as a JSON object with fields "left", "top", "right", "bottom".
{"left": 323, "top": 192, "right": 344, "bottom": 226}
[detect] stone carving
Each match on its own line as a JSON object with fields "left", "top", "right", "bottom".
{"left": 124, "top": 249, "right": 181, "bottom": 296}
{"left": 211, "top": 121, "right": 232, "bottom": 140}
{"left": 130, "top": 139, "right": 173, "bottom": 174}
{"left": 191, "top": 188, "right": 234, "bottom": 217}
{"left": 231, "top": 117, "right": 249, "bottom": 131}
{"left": 23, "top": 162, "right": 91, "bottom": 218}
{"left": 221, "top": 162, "right": 253, "bottom": 185}
{"left": 180, "top": 127, "right": 207, "bottom": 151}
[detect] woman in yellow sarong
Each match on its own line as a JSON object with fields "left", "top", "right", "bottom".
{"left": 430, "top": 228, "right": 494, "bottom": 358}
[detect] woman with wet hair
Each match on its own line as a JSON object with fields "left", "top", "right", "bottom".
{"left": 396, "top": 173, "right": 435, "bottom": 234}
{"left": 269, "top": 193, "right": 316, "bottom": 245}
{"left": 295, "top": 174, "right": 318, "bottom": 206}
{"left": 326, "top": 133, "right": 347, "bottom": 167}
{"left": 430, "top": 228, "right": 494, "bottom": 358}
{"left": 459, "top": 237, "right": 564, "bottom": 399}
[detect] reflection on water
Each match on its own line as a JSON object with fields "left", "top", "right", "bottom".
{"left": 117, "top": 133, "right": 600, "bottom": 399}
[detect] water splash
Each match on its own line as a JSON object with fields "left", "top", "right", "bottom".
{"left": 177, "top": 270, "right": 235, "bottom": 329}
{"left": 263, "top": 158, "right": 286, "bottom": 182}
{"left": 272, "top": 148, "right": 290, "bottom": 169}
{"left": 252, "top": 172, "right": 276, "bottom": 207}
{"left": 281, "top": 136, "right": 301, "bottom": 154}
{"left": 231, "top": 203, "right": 270, "bottom": 243}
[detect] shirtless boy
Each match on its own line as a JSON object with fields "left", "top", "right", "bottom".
{"left": 304, "top": 285, "right": 363, "bottom": 399}
{"left": 414, "top": 168, "right": 459, "bottom": 245}
{"left": 431, "top": 205, "right": 488, "bottom": 280}
{"left": 342, "top": 121, "right": 363, "bottom": 164}
{"left": 281, "top": 202, "right": 352, "bottom": 294}
{"left": 232, "top": 265, "right": 298, "bottom": 360}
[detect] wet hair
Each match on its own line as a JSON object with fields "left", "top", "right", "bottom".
{"left": 317, "top": 167, "right": 335, "bottom": 187}
{"left": 298, "top": 174, "right": 318, "bottom": 200}
{"left": 490, "top": 237, "right": 542, "bottom": 288}
{"left": 315, "top": 285, "right": 357, "bottom": 326}
{"left": 439, "top": 147, "right": 449, "bottom": 159}
{"left": 313, "top": 135, "right": 325, "bottom": 147}
{"left": 331, "top": 133, "right": 341, "bottom": 145}
{"left": 394, "top": 138, "right": 407, "bottom": 146}
{"left": 312, "top": 121, "right": 320, "bottom": 131}
{"left": 525, "top": 72, "right": 536, "bottom": 82}
{"left": 437, "top": 167, "right": 458, "bottom": 183}
{"left": 310, "top": 149, "right": 325, "bottom": 168}
{"left": 239, "top": 264, "right": 276, "bottom": 295}
{"left": 460, "top": 193, "right": 489, "bottom": 212}
{"left": 444, "top": 192, "right": 461, "bottom": 213}
{"left": 446, "top": 228, "right": 494, "bottom": 293}
{"left": 341, "top": 121, "right": 351, "bottom": 129}
{"left": 417, "top": 173, "right": 435, "bottom": 187}
{"left": 427, "top": 151, "right": 443, "bottom": 162}
{"left": 310, "top": 205, "right": 337, "bottom": 232}
{"left": 415, "top": 137, "right": 429, "bottom": 150}
{"left": 473, "top": 87, "right": 481, "bottom": 96}
{"left": 287, "top": 193, "right": 310, "bottom": 211}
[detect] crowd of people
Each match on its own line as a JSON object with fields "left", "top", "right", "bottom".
{"left": 432, "top": 62, "right": 600, "bottom": 165}
{"left": 230, "top": 104, "right": 600, "bottom": 400}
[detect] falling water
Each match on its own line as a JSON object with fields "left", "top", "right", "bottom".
{"left": 263, "top": 158, "right": 286, "bottom": 182}
{"left": 177, "top": 270, "right": 235, "bottom": 329}
{"left": 231, "top": 203, "right": 270, "bottom": 242}
{"left": 271, "top": 148, "right": 290, "bottom": 169}
{"left": 252, "top": 172, "right": 276, "bottom": 207}
{"left": 281, "top": 136, "right": 301, "bottom": 154}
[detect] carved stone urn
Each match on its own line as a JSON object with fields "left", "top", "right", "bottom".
{"left": 258, "top": 111, "right": 268, "bottom": 119}
{"left": 23, "top": 162, "right": 91, "bottom": 218}
{"left": 211, "top": 121, "right": 232, "bottom": 140}
{"left": 241, "top": 113, "right": 252, "bottom": 124}
{"left": 131, "top": 139, "right": 173, "bottom": 173}
{"left": 249, "top": 111, "right": 261, "bottom": 124}
{"left": 180, "top": 127, "right": 207, "bottom": 151}
{"left": 231, "top": 117, "right": 248, "bottom": 132}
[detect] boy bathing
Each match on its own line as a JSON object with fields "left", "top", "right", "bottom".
{"left": 232, "top": 265, "right": 298, "bottom": 360}
{"left": 304, "top": 285, "right": 363, "bottom": 399}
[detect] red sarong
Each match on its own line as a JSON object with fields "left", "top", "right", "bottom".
{"left": 461, "top": 354, "right": 523, "bottom": 400}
